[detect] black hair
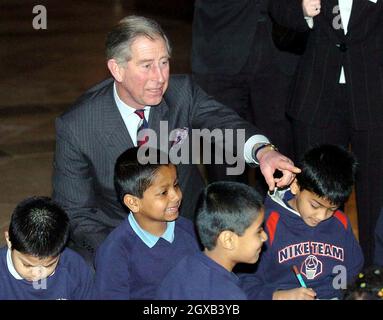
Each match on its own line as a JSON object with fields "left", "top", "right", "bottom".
{"left": 296, "top": 144, "right": 357, "bottom": 206}
{"left": 114, "top": 147, "right": 171, "bottom": 202}
{"left": 8, "top": 196, "right": 69, "bottom": 258}
{"left": 343, "top": 266, "right": 383, "bottom": 300}
{"left": 196, "top": 181, "right": 264, "bottom": 250}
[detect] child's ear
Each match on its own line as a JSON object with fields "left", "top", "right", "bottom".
{"left": 218, "top": 230, "right": 237, "bottom": 250}
{"left": 123, "top": 194, "right": 140, "bottom": 213}
{"left": 290, "top": 178, "right": 300, "bottom": 195}
{"left": 4, "top": 231, "right": 11, "bottom": 249}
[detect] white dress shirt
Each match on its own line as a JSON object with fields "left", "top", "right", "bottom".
{"left": 338, "top": 0, "right": 353, "bottom": 83}
{"left": 113, "top": 82, "right": 151, "bottom": 146}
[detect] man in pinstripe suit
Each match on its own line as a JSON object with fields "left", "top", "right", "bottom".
{"left": 270, "top": 0, "right": 383, "bottom": 266}
{"left": 52, "top": 15, "right": 299, "bottom": 266}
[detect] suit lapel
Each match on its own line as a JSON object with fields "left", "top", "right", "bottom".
{"left": 98, "top": 83, "right": 135, "bottom": 159}
{"left": 148, "top": 98, "right": 170, "bottom": 150}
{"left": 97, "top": 81, "right": 171, "bottom": 157}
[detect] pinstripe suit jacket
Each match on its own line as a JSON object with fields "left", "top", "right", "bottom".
{"left": 52, "top": 75, "right": 259, "bottom": 256}
{"left": 269, "top": 0, "right": 383, "bottom": 129}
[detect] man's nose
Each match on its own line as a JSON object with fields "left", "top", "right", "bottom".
{"left": 152, "top": 64, "right": 165, "bottom": 83}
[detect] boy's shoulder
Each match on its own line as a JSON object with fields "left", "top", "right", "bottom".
{"left": 0, "top": 247, "right": 7, "bottom": 272}
{"left": 175, "top": 216, "right": 194, "bottom": 230}
{"left": 0, "top": 246, "right": 7, "bottom": 257}
{"left": 101, "top": 217, "right": 135, "bottom": 246}
{"left": 58, "top": 248, "right": 92, "bottom": 274}
{"left": 160, "top": 253, "right": 207, "bottom": 284}
{"left": 96, "top": 217, "right": 139, "bottom": 260}
{"left": 175, "top": 216, "right": 198, "bottom": 240}
{"left": 332, "top": 210, "right": 349, "bottom": 230}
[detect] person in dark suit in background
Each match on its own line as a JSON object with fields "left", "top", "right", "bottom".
{"left": 269, "top": 0, "right": 383, "bottom": 266}
{"left": 192, "top": 0, "right": 302, "bottom": 186}
{"left": 52, "top": 15, "right": 300, "bottom": 266}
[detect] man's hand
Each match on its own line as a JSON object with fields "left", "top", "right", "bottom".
{"left": 273, "top": 288, "right": 317, "bottom": 300}
{"left": 303, "top": 0, "right": 321, "bottom": 17}
{"left": 257, "top": 147, "right": 301, "bottom": 191}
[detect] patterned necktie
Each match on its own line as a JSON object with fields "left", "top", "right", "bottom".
{"left": 134, "top": 109, "right": 149, "bottom": 146}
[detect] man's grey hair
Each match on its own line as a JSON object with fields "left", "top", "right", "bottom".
{"left": 105, "top": 15, "right": 172, "bottom": 64}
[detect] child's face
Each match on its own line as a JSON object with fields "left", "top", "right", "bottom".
{"left": 137, "top": 164, "right": 182, "bottom": 222}
{"left": 290, "top": 181, "right": 338, "bottom": 227}
{"left": 235, "top": 210, "right": 267, "bottom": 264}
{"left": 10, "top": 249, "right": 59, "bottom": 282}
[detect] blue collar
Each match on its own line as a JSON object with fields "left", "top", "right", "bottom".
{"left": 128, "top": 213, "right": 175, "bottom": 248}
{"left": 6, "top": 248, "right": 23, "bottom": 280}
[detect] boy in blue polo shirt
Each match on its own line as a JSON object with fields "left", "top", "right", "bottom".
{"left": 0, "top": 196, "right": 94, "bottom": 300}
{"left": 240, "top": 144, "right": 364, "bottom": 300}
{"left": 156, "top": 181, "right": 268, "bottom": 300}
{"left": 94, "top": 147, "right": 200, "bottom": 299}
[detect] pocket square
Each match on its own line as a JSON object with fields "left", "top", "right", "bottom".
{"left": 170, "top": 127, "right": 188, "bottom": 146}
{"left": 368, "top": 0, "right": 377, "bottom": 3}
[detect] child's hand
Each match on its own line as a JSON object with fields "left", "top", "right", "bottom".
{"left": 302, "top": 0, "right": 321, "bottom": 17}
{"left": 273, "top": 287, "right": 317, "bottom": 300}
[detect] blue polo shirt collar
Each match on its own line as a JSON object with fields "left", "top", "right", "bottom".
{"left": 128, "top": 213, "right": 175, "bottom": 248}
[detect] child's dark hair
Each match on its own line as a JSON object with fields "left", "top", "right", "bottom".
{"left": 8, "top": 196, "right": 69, "bottom": 258}
{"left": 196, "top": 181, "right": 263, "bottom": 250}
{"left": 114, "top": 147, "right": 171, "bottom": 202}
{"left": 296, "top": 144, "right": 357, "bottom": 206}
{"left": 343, "top": 266, "right": 383, "bottom": 300}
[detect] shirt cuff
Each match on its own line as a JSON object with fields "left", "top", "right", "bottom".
{"left": 305, "top": 17, "right": 314, "bottom": 29}
{"left": 244, "top": 135, "right": 270, "bottom": 165}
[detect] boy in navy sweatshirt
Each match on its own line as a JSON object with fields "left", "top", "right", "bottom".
{"left": 240, "top": 144, "right": 364, "bottom": 300}
{"left": 0, "top": 197, "right": 94, "bottom": 300}
{"left": 156, "top": 181, "right": 268, "bottom": 300}
{"left": 94, "top": 147, "right": 200, "bottom": 299}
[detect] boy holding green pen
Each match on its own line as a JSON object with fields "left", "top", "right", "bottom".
{"left": 239, "top": 145, "right": 364, "bottom": 300}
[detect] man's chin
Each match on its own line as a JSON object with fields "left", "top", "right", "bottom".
{"left": 144, "top": 92, "right": 165, "bottom": 106}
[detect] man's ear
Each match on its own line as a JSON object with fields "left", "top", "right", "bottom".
{"left": 4, "top": 231, "right": 11, "bottom": 249}
{"left": 107, "top": 59, "right": 124, "bottom": 82}
{"left": 290, "top": 178, "right": 300, "bottom": 195}
{"left": 123, "top": 194, "right": 140, "bottom": 213}
{"left": 217, "top": 230, "right": 237, "bottom": 250}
